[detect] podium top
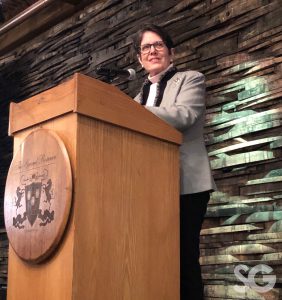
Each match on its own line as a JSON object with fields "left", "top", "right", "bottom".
{"left": 9, "top": 73, "right": 182, "bottom": 144}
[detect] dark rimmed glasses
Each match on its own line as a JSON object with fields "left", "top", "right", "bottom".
{"left": 139, "top": 41, "right": 165, "bottom": 54}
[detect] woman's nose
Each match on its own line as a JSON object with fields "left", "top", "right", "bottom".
{"left": 149, "top": 45, "right": 157, "bottom": 54}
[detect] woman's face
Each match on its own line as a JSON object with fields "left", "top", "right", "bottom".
{"left": 138, "top": 31, "right": 173, "bottom": 77}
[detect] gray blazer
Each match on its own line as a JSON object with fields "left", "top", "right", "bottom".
{"left": 135, "top": 70, "right": 216, "bottom": 195}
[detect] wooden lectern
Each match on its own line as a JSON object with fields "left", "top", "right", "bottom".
{"left": 6, "top": 73, "right": 181, "bottom": 300}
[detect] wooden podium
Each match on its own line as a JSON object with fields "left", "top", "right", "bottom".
{"left": 6, "top": 73, "right": 182, "bottom": 300}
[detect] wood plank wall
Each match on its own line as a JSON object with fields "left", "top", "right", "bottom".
{"left": 0, "top": 0, "right": 281, "bottom": 299}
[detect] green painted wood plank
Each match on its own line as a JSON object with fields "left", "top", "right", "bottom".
{"left": 201, "top": 224, "right": 263, "bottom": 235}
{"left": 246, "top": 176, "right": 282, "bottom": 186}
{"left": 208, "top": 120, "right": 282, "bottom": 145}
{"left": 204, "top": 284, "right": 266, "bottom": 299}
{"left": 208, "top": 137, "right": 282, "bottom": 156}
{"left": 209, "top": 108, "right": 282, "bottom": 131}
{"left": 206, "top": 204, "right": 275, "bottom": 218}
{"left": 211, "top": 150, "right": 276, "bottom": 170}
{"left": 246, "top": 212, "right": 282, "bottom": 223}
{"left": 200, "top": 254, "right": 240, "bottom": 265}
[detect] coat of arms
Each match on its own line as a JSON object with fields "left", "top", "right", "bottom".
{"left": 4, "top": 129, "right": 72, "bottom": 263}
{"left": 13, "top": 170, "right": 55, "bottom": 229}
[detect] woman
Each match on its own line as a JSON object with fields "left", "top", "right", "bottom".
{"left": 133, "top": 24, "right": 216, "bottom": 300}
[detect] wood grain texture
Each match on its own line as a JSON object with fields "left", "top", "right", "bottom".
{"left": 72, "top": 115, "right": 180, "bottom": 300}
{"left": 9, "top": 73, "right": 182, "bottom": 145}
{"left": 6, "top": 79, "right": 180, "bottom": 299}
{"left": 4, "top": 129, "right": 72, "bottom": 263}
{"left": 75, "top": 73, "right": 182, "bottom": 144}
{"left": 8, "top": 78, "right": 76, "bottom": 135}
{"left": 7, "top": 114, "right": 77, "bottom": 300}
{"left": 0, "top": 0, "right": 281, "bottom": 298}
{"left": 0, "top": 1, "right": 92, "bottom": 55}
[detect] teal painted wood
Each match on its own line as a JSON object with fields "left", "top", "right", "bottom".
{"left": 0, "top": 0, "right": 282, "bottom": 298}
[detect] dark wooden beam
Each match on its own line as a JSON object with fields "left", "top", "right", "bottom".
{"left": 0, "top": 0, "right": 94, "bottom": 56}
{"left": 61, "top": 0, "right": 81, "bottom": 4}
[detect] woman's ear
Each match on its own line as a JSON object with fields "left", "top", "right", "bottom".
{"left": 137, "top": 54, "right": 143, "bottom": 68}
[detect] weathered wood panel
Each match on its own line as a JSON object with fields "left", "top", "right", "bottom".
{"left": 0, "top": 0, "right": 281, "bottom": 299}
{"left": 0, "top": 1, "right": 37, "bottom": 23}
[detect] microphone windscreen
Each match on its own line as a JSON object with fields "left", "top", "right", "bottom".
{"left": 127, "top": 68, "right": 136, "bottom": 80}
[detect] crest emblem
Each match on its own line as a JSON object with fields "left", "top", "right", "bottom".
{"left": 4, "top": 129, "right": 72, "bottom": 263}
{"left": 13, "top": 171, "right": 55, "bottom": 229}
{"left": 26, "top": 181, "right": 42, "bottom": 226}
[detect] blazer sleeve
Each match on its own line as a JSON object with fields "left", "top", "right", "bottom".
{"left": 145, "top": 71, "right": 206, "bottom": 132}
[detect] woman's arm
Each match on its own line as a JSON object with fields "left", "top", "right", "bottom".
{"left": 146, "top": 72, "right": 206, "bottom": 132}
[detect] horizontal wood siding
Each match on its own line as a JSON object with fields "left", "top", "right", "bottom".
{"left": 0, "top": 0, "right": 281, "bottom": 298}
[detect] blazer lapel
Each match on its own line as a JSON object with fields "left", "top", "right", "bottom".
{"left": 160, "top": 73, "right": 183, "bottom": 107}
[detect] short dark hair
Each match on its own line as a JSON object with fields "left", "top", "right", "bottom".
{"left": 133, "top": 24, "right": 174, "bottom": 54}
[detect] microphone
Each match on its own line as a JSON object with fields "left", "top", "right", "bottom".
{"left": 95, "top": 66, "right": 136, "bottom": 80}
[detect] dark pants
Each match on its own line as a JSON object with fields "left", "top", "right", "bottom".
{"left": 180, "top": 191, "right": 210, "bottom": 300}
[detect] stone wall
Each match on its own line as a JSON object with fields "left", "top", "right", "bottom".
{"left": 0, "top": 0, "right": 281, "bottom": 298}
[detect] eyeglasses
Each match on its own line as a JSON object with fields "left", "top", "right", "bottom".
{"left": 139, "top": 41, "right": 165, "bottom": 54}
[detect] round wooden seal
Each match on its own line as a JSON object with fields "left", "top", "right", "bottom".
{"left": 4, "top": 129, "right": 72, "bottom": 263}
